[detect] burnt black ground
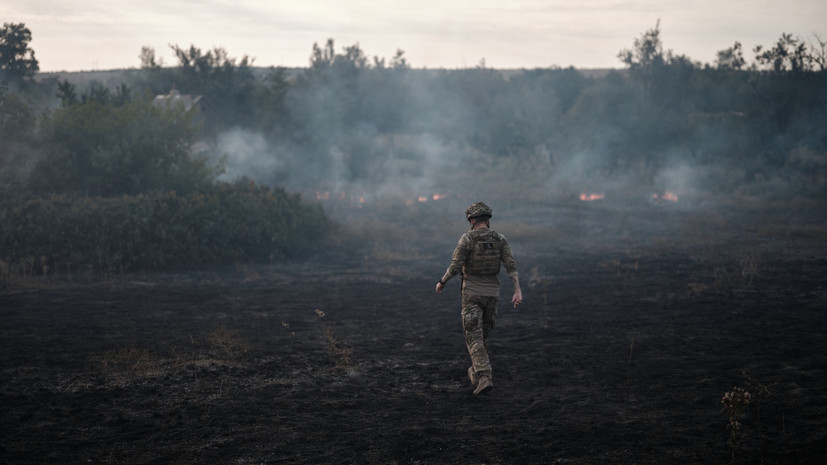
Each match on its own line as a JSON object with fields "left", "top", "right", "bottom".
{"left": 2, "top": 199, "right": 826, "bottom": 464}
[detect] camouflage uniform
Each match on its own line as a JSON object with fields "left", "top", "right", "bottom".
{"left": 441, "top": 227, "right": 519, "bottom": 383}
{"left": 462, "top": 294, "right": 499, "bottom": 376}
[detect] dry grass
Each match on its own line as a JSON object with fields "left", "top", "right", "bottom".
{"left": 369, "top": 245, "right": 435, "bottom": 263}
{"left": 688, "top": 249, "right": 762, "bottom": 294}
{"left": 324, "top": 326, "right": 354, "bottom": 368}
{"left": 92, "top": 345, "right": 156, "bottom": 382}
{"left": 738, "top": 253, "right": 760, "bottom": 287}
{"left": 237, "top": 262, "right": 262, "bottom": 283}
{"left": 324, "top": 215, "right": 442, "bottom": 267}
{"left": 528, "top": 266, "right": 554, "bottom": 330}
{"left": 207, "top": 326, "right": 250, "bottom": 360}
{"left": 329, "top": 218, "right": 415, "bottom": 245}
{"left": 718, "top": 250, "right": 760, "bottom": 289}
{"left": 0, "top": 257, "right": 69, "bottom": 291}
{"left": 600, "top": 258, "right": 640, "bottom": 287}
{"left": 652, "top": 236, "right": 674, "bottom": 251}
{"left": 753, "top": 223, "right": 827, "bottom": 242}
{"left": 497, "top": 222, "right": 561, "bottom": 242}
{"left": 681, "top": 212, "right": 732, "bottom": 246}
{"left": 688, "top": 282, "right": 711, "bottom": 295}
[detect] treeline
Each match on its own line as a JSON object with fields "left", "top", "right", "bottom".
{"left": 3, "top": 23, "right": 826, "bottom": 199}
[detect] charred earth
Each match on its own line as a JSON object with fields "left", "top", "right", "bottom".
{"left": 2, "top": 197, "right": 826, "bottom": 464}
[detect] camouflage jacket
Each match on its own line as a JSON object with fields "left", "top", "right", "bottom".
{"left": 441, "top": 228, "right": 518, "bottom": 295}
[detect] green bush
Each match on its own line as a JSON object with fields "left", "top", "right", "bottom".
{"left": 30, "top": 98, "right": 217, "bottom": 197}
{"left": 0, "top": 180, "right": 327, "bottom": 273}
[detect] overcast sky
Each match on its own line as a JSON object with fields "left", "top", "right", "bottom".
{"left": 4, "top": 0, "right": 826, "bottom": 72}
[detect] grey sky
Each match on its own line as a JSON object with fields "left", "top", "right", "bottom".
{"left": 4, "top": 0, "right": 825, "bottom": 71}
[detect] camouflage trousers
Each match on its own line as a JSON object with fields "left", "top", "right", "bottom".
{"left": 461, "top": 294, "right": 498, "bottom": 379}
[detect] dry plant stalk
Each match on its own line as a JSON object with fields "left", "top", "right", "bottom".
{"left": 93, "top": 345, "right": 155, "bottom": 381}
{"left": 721, "top": 386, "right": 751, "bottom": 464}
{"left": 739, "top": 255, "right": 759, "bottom": 286}
{"left": 324, "top": 326, "right": 354, "bottom": 368}
{"left": 315, "top": 308, "right": 354, "bottom": 369}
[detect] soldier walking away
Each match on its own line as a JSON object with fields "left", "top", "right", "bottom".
{"left": 436, "top": 202, "right": 522, "bottom": 395}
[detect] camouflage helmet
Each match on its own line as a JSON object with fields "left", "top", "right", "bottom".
{"left": 465, "top": 202, "right": 493, "bottom": 220}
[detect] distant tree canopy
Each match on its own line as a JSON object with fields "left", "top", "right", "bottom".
{"left": 715, "top": 42, "right": 746, "bottom": 71}
{"left": 0, "top": 81, "right": 35, "bottom": 144}
{"left": 754, "top": 33, "right": 821, "bottom": 73}
{"left": 0, "top": 25, "right": 824, "bottom": 202}
{"left": 0, "top": 22, "right": 39, "bottom": 85}
{"left": 0, "top": 82, "right": 38, "bottom": 192}
{"left": 30, "top": 99, "right": 217, "bottom": 197}
{"left": 133, "top": 44, "right": 259, "bottom": 131}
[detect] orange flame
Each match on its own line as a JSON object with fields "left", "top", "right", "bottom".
{"left": 652, "top": 191, "right": 679, "bottom": 203}
{"left": 579, "top": 192, "right": 605, "bottom": 201}
{"left": 407, "top": 193, "right": 448, "bottom": 205}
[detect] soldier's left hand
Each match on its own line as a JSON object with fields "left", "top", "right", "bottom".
{"left": 511, "top": 290, "right": 523, "bottom": 308}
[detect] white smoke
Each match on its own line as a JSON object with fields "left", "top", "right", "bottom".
{"left": 214, "top": 128, "right": 281, "bottom": 183}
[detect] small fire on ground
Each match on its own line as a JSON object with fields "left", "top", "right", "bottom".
{"left": 652, "top": 191, "right": 679, "bottom": 203}
{"left": 407, "top": 193, "right": 447, "bottom": 206}
{"left": 579, "top": 192, "right": 605, "bottom": 201}
{"left": 578, "top": 190, "right": 679, "bottom": 203}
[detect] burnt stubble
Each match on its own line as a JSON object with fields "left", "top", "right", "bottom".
{"left": 2, "top": 198, "right": 826, "bottom": 464}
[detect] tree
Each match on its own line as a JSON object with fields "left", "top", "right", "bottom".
{"left": 617, "top": 20, "right": 699, "bottom": 113}
{"left": 31, "top": 98, "right": 217, "bottom": 196}
{"left": 374, "top": 49, "right": 409, "bottom": 70}
{"left": 0, "top": 23, "right": 39, "bottom": 85}
{"left": 112, "top": 83, "right": 132, "bottom": 107}
{"left": 309, "top": 39, "right": 336, "bottom": 71}
{"left": 618, "top": 19, "right": 667, "bottom": 90}
{"left": 170, "top": 44, "right": 254, "bottom": 91}
{"left": 716, "top": 42, "right": 746, "bottom": 70}
{"left": 168, "top": 44, "right": 257, "bottom": 129}
{"left": 139, "top": 46, "right": 163, "bottom": 69}
{"left": 754, "top": 33, "right": 813, "bottom": 73}
{"left": 390, "top": 49, "right": 409, "bottom": 70}
{"left": 250, "top": 67, "right": 291, "bottom": 134}
{"left": 56, "top": 80, "right": 78, "bottom": 107}
{"left": 809, "top": 33, "right": 827, "bottom": 71}
{"left": 295, "top": 39, "right": 372, "bottom": 135}
{"left": 0, "top": 81, "right": 32, "bottom": 138}
{"left": 82, "top": 82, "right": 111, "bottom": 106}
{"left": 0, "top": 81, "right": 38, "bottom": 192}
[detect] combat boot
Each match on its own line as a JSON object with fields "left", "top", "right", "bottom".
{"left": 467, "top": 366, "right": 478, "bottom": 385}
{"left": 473, "top": 375, "right": 493, "bottom": 395}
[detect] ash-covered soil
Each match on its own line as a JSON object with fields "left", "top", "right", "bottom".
{"left": 2, "top": 199, "right": 826, "bottom": 464}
